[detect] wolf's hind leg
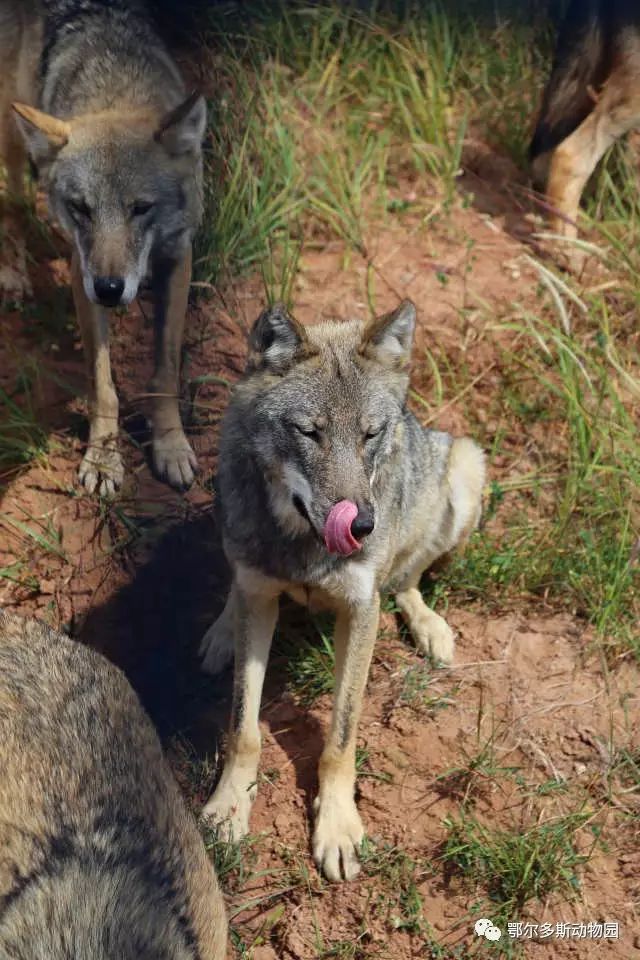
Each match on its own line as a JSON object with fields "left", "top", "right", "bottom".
{"left": 150, "top": 248, "right": 197, "bottom": 490}
{"left": 202, "top": 578, "right": 279, "bottom": 840}
{"left": 200, "top": 587, "right": 236, "bottom": 675}
{"left": 546, "top": 78, "right": 640, "bottom": 250}
{"left": 395, "top": 436, "right": 485, "bottom": 664}
{"left": 72, "top": 252, "right": 123, "bottom": 496}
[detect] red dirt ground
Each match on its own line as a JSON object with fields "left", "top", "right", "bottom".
{"left": 1, "top": 164, "right": 638, "bottom": 958}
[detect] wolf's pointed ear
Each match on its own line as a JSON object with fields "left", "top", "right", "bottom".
{"left": 12, "top": 103, "right": 70, "bottom": 167}
{"left": 248, "top": 303, "right": 313, "bottom": 373}
{"left": 360, "top": 299, "right": 416, "bottom": 369}
{"left": 155, "top": 92, "right": 206, "bottom": 156}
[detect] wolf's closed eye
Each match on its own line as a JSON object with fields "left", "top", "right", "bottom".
{"left": 294, "top": 423, "right": 322, "bottom": 442}
{"left": 364, "top": 424, "right": 385, "bottom": 441}
{"left": 131, "top": 200, "right": 155, "bottom": 218}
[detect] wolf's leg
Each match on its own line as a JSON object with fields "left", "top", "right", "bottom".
{"left": 202, "top": 578, "right": 279, "bottom": 839}
{"left": 0, "top": 98, "right": 31, "bottom": 300}
{"left": 547, "top": 81, "right": 640, "bottom": 244}
{"left": 313, "top": 595, "right": 379, "bottom": 882}
{"left": 200, "top": 586, "right": 236, "bottom": 675}
{"left": 395, "top": 436, "right": 484, "bottom": 664}
{"left": 150, "top": 247, "right": 197, "bottom": 489}
{"left": 72, "top": 252, "right": 123, "bottom": 496}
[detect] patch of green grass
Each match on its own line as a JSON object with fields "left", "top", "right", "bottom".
{"left": 275, "top": 615, "right": 335, "bottom": 705}
{"left": 2, "top": 510, "right": 66, "bottom": 560}
{"left": 355, "top": 745, "right": 393, "bottom": 784}
{"left": 360, "top": 838, "right": 432, "bottom": 937}
{"left": 317, "top": 938, "right": 375, "bottom": 959}
{"left": 398, "top": 659, "right": 457, "bottom": 715}
{"left": 261, "top": 232, "right": 303, "bottom": 309}
{"left": 440, "top": 810, "right": 597, "bottom": 932}
{"left": 612, "top": 747, "right": 640, "bottom": 794}
{"left": 461, "top": 16, "right": 553, "bottom": 165}
{"left": 168, "top": 736, "right": 220, "bottom": 806}
{"left": 0, "top": 366, "right": 49, "bottom": 476}
{"left": 360, "top": 839, "right": 466, "bottom": 956}
{"left": 201, "top": 823, "right": 260, "bottom": 892}
{"left": 435, "top": 734, "right": 522, "bottom": 806}
{"left": 431, "top": 277, "right": 639, "bottom": 659}
{"left": 195, "top": 2, "right": 550, "bottom": 290}
{"left": 0, "top": 560, "right": 39, "bottom": 591}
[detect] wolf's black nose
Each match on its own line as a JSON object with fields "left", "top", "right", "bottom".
{"left": 94, "top": 276, "right": 125, "bottom": 307}
{"left": 351, "top": 504, "right": 375, "bottom": 540}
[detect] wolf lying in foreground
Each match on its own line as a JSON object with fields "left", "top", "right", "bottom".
{"left": 0, "top": 0, "right": 206, "bottom": 493}
{"left": 200, "top": 300, "right": 485, "bottom": 882}
{"left": 530, "top": 0, "right": 640, "bottom": 247}
{"left": 0, "top": 610, "right": 227, "bottom": 959}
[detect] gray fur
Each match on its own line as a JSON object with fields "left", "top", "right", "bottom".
{"left": 201, "top": 300, "right": 486, "bottom": 883}
{"left": 215, "top": 301, "right": 472, "bottom": 589}
{"left": 0, "top": 610, "right": 227, "bottom": 959}
{"left": 0, "top": 0, "right": 206, "bottom": 493}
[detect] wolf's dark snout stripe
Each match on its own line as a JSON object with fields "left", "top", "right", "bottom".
{"left": 292, "top": 494, "right": 309, "bottom": 523}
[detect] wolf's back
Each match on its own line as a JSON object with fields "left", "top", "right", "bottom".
{"left": 0, "top": 611, "right": 227, "bottom": 960}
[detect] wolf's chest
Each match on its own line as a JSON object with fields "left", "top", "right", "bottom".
{"left": 284, "top": 583, "right": 336, "bottom": 613}
{"left": 283, "top": 556, "right": 379, "bottom": 612}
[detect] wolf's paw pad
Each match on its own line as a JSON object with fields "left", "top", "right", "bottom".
{"left": 152, "top": 429, "right": 197, "bottom": 490}
{"left": 313, "top": 795, "right": 364, "bottom": 883}
{"left": 201, "top": 782, "right": 254, "bottom": 841}
{"left": 413, "top": 614, "right": 455, "bottom": 665}
{"left": 78, "top": 443, "right": 124, "bottom": 497}
{"left": 0, "top": 264, "right": 32, "bottom": 304}
{"left": 200, "top": 619, "right": 234, "bottom": 675}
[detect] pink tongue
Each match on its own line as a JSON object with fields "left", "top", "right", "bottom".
{"left": 323, "top": 500, "right": 361, "bottom": 556}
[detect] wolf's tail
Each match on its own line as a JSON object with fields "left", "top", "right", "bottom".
{"left": 529, "top": 0, "right": 611, "bottom": 188}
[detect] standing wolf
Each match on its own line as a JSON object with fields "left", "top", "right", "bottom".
{"left": 530, "top": 0, "right": 640, "bottom": 244}
{"left": 0, "top": 610, "right": 228, "bottom": 958}
{"left": 200, "top": 300, "right": 485, "bottom": 882}
{"left": 0, "top": 0, "right": 206, "bottom": 493}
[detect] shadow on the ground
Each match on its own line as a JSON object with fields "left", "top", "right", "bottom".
{"left": 76, "top": 501, "right": 327, "bottom": 808}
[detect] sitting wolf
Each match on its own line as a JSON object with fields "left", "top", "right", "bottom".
{"left": 200, "top": 299, "right": 485, "bottom": 882}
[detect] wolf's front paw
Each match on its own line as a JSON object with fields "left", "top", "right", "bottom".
{"left": 201, "top": 779, "right": 254, "bottom": 841}
{"left": 152, "top": 428, "right": 197, "bottom": 490}
{"left": 413, "top": 611, "right": 455, "bottom": 665}
{"left": 200, "top": 617, "right": 234, "bottom": 676}
{"left": 79, "top": 441, "right": 124, "bottom": 497}
{"left": 313, "top": 793, "right": 364, "bottom": 882}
